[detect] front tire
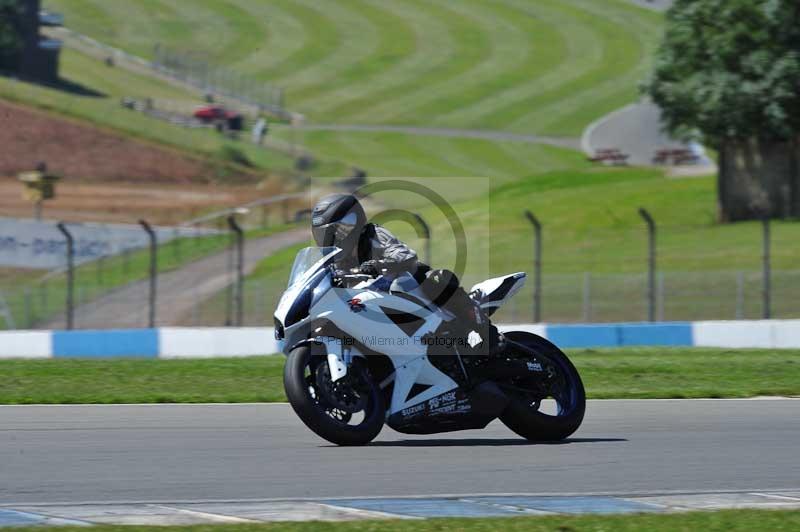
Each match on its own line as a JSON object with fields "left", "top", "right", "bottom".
{"left": 499, "top": 332, "right": 585, "bottom": 441}
{"left": 284, "top": 345, "right": 385, "bottom": 446}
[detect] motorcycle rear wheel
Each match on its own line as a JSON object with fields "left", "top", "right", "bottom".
{"left": 284, "top": 344, "right": 385, "bottom": 446}
{"left": 498, "top": 332, "right": 585, "bottom": 441}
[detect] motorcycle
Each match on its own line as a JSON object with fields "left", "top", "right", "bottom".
{"left": 274, "top": 246, "right": 585, "bottom": 446}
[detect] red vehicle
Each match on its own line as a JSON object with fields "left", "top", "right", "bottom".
{"left": 193, "top": 105, "right": 244, "bottom": 132}
{"left": 193, "top": 105, "right": 238, "bottom": 122}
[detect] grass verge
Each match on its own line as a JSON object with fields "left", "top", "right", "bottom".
{"left": 9, "top": 509, "right": 800, "bottom": 532}
{"left": 1, "top": 348, "right": 798, "bottom": 404}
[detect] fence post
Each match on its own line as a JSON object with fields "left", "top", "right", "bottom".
{"left": 39, "top": 279, "right": 48, "bottom": 315}
{"left": 139, "top": 220, "right": 158, "bottom": 328}
{"left": 524, "top": 210, "right": 542, "bottom": 323}
{"left": 762, "top": 217, "right": 771, "bottom": 319}
{"left": 56, "top": 222, "right": 75, "bottom": 330}
{"left": 23, "top": 287, "right": 32, "bottom": 328}
{"left": 638, "top": 208, "right": 656, "bottom": 322}
{"left": 227, "top": 215, "right": 245, "bottom": 327}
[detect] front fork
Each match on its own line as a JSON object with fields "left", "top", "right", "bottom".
{"left": 315, "top": 336, "right": 353, "bottom": 382}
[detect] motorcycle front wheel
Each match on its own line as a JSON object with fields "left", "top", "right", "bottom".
{"left": 283, "top": 344, "right": 385, "bottom": 446}
{"left": 498, "top": 332, "right": 586, "bottom": 441}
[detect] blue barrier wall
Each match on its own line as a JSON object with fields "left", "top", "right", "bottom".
{"left": 546, "top": 322, "right": 693, "bottom": 348}
{"left": 52, "top": 329, "right": 159, "bottom": 358}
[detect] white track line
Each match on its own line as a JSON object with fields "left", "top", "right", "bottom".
{"left": 147, "top": 505, "right": 259, "bottom": 524}
{"left": 6, "top": 488, "right": 800, "bottom": 508}
{"left": 314, "top": 502, "right": 419, "bottom": 520}
{"left": 750, "top": 493, "right": 800, "bottom": 502}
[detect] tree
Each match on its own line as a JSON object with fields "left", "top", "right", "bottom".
{"left": 643, "top": 0, "right": 800, "bottom": 221}
{"left": 0, "top": 0, "right": 23, "bottom": 71}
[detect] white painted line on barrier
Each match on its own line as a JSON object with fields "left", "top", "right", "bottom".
{"left": 693, "top": 320, "right": 774, "bottom": 348}
{"left": 159, "top": 327, "right": 278, "bottom": 358}
{"left": 0, "top": 331, "right": 52, "bottom": 359}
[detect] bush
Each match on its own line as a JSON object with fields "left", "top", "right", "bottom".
{"left": 218, "top": 144, "right": 253, "bottom": 168}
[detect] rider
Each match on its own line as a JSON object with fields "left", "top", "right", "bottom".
{"left": 311, "top": 193, "right": 502, "bottom": 356}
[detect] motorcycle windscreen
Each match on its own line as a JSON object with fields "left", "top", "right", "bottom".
{"left": 287, "top": 246, "right": 341, "bottom": 287}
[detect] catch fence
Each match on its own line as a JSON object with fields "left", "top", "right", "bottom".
{"left": 152, "top": 45, "right": 286, "bottom": 118}
{"left": 2, "top": 211, "right": 798, "bottom": 330}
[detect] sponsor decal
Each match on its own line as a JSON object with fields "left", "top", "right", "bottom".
{"left": 401, "top": 403, "right": 426, "bottom": 417}
{"left": 347, "top": 297, "right": 367, "bottom": 313}
{"left": 401, "top": 389, "right": 473, "bottom": 420}
{"left": 527, "top": 361, "right": 543, "bottom": 372}
{"left": 427, "top": 390, "right": 469, "bottom": 416}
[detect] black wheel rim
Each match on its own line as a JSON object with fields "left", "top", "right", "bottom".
{"left": 502, "top": 348, "right": 579, "bottom": 419}
{"left": 302, "top": 355, "right": 378, "bottom": 428}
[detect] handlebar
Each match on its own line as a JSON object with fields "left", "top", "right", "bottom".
{"left": 330, "top": 267, "right": 374, "bottom": 285}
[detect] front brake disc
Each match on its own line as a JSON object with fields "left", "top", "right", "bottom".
{"left": 315, "top": 363, "right": 366, "bottom": 413}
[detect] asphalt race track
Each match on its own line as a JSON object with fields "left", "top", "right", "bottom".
{"left": 2, "top": 399, "right": 799, "bottom": 508}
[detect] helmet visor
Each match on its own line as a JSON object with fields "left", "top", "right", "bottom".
{"left": 312, "top": 212, "right": 358, "bottom": 248}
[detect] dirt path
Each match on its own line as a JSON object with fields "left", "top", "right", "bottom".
{"left": 44, "top": 228, "right": 308, "bottom": 330}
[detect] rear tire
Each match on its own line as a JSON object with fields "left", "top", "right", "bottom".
{"left": 499, "top": 332, "right": 585, "bottom": 441}
{"left": 284, "top": 345, "right": 385, "bottom": 446}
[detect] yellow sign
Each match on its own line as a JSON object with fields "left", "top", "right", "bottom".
{"left": 18, "top": 171, "right": 59, "bottom": 202}
{"left": 23, "top": 187, "right": 43, "bottom": 202}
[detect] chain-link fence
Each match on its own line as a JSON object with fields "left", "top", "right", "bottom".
{"left": 152, "top": 45, "right": 286, "bottom": 118}
{"left": 2, "top": 212, "right": 798, "bottom": 330}
{"left": 0, "top": 225, "right": 229, "bottom": 330}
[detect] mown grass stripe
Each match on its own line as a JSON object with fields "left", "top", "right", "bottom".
{"left": 269, "top": 0, "right": 384, "bottom": 95}
{"left": 341, "top": 0, "right": 560, "bottom": 126}
{"left": 317, "top": 0, "right": 491, "bottom": 122}
{"left": 387, "top": 0, "right": 568, "bottom": 127}
{"left": 46, "top": 0, "right": 121, "bottom": 46}
{"left": 435, "top": 0, "right": 605, "bottom": 129}
{"left": 470, "top": 0, "right": 645, "bottom": 135}
{"left": 286, "top": 0, "right": 417, "bottom": 105}
{"left": 253, "top": 0, "right": 342, "bottom": 83}
{"left": 296, "top": 0, "right": 455, "bottom": 117}
{"left": 224, "top": 0, "right": 306, "bottom": 75}
{"left": 192, "top": 0, "right": 270, "bottom": 65}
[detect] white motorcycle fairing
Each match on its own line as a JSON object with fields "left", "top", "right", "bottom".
{"left": 470, "top": 272, "right": 527, "bottom": 317}
{"left": 274, "top": 247, "right": 523, "bottom": 434}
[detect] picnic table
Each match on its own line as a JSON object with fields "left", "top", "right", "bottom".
{"left": 588, "top": 148, "right": 629, "bottom": 165}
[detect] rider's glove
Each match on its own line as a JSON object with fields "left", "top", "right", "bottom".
{"left": 359, "top": 260, "right": 380, "bottom": 276}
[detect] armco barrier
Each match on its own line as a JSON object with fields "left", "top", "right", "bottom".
{"left": 0, "top": 321, "right": 798, "bottom": 359}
